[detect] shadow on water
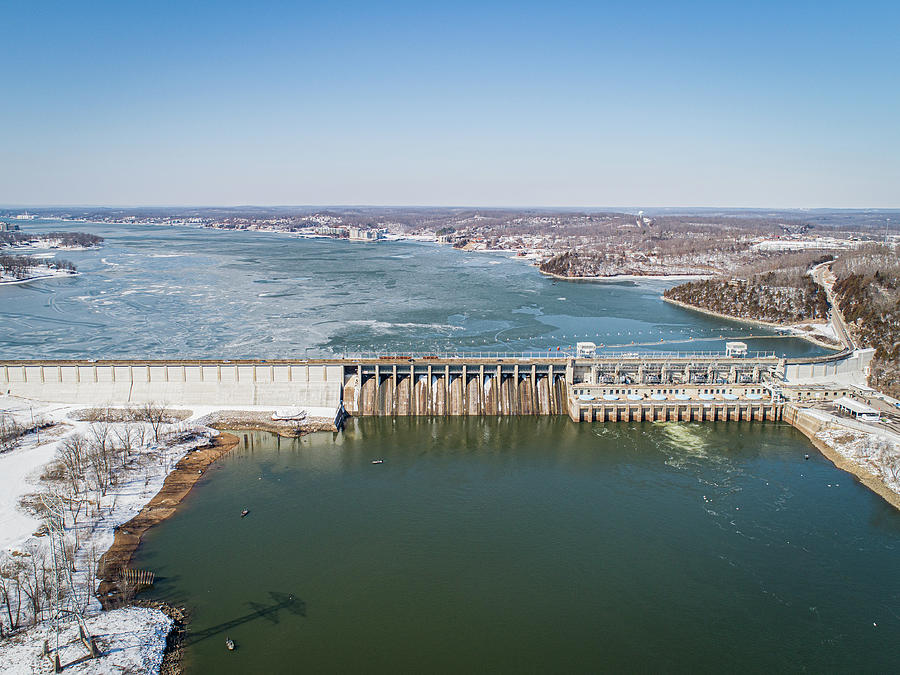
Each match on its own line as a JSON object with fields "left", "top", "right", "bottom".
{"left": 184, "top": 591, "right": 305, "bottom": 646}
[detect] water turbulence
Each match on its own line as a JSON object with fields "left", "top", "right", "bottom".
{"left": 347, "top": 365, "right": 566, "bottom": 416}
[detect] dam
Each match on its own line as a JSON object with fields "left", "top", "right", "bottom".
{"left": 0, "top": 348, "right": 872, "bottom": 423}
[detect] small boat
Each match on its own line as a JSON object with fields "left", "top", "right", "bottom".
{"left": 371, "top": 459, "right": 384, "bottom": 464}
{"left": 272, "top": 407, "right": 307, "bottom": 421}
{"left": 240, "top": 509, "right": 250, "bottom": 518}
{"left": 226, "top": 638, "right": 235, "bottom": 651}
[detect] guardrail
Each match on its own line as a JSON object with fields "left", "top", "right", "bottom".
{"left": 341, "top": 350, "right": 778, "bottom": 361}
{"left": 342, "top": 351, "right": 573, "bottom": 360}
{"left": 0, "top": 350, "right": 782, "bottom": 365}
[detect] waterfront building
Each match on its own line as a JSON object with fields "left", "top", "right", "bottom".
{"left": 315, "top": 226, "right": 346, "bottom": 237}
{"left": 349, "top": 226, "right": 381, "bottom": 241}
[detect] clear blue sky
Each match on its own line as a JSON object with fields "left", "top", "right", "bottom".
{"left": 1, "top": 1, "right": 898, "bottom": 207}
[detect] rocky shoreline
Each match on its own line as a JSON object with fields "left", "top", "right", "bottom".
{"left": 539, "top": 268, "right": 711, "bottom": 282}
{"left": 661, "top": 296, "right": 845, "bottom": 351}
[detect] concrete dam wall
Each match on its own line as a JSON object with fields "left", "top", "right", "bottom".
{"left": 783, "top": 348, "right": 875, "bottom": 387}
{"left": 343, "top": 362, "right": 568, "bottom": 416}
{"left": 3, "top": 351, "right": 865, "bottom": 423}
{"left": 1, "top": 361, "right": 343, "bottom": 408}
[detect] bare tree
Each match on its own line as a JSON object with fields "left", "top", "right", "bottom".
{"left": 0, "top": 413, "right": 27, "bottom": 454}
{"left": 89, "top": 422, "right": 110, "bottom": 454}
{"left": 20, "top": 545, "right": 51, "bottom": 626}
{"left": 139, "top": 402, "right": 170, "bottom": 443}
{"left": 0, "top": 556, "right": 24, "bottom": 636}
{"left": 59, "top": 435, "right": 87, "bottom": 498}
{"left": 85, "top": 437, "right": 115, "bottom": 504}
{"left": 114, "top": 422, "right": 136, "bottom": 467}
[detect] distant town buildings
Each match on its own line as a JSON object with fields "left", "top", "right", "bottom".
{"left": 349, "top": 226, "right": 382, "bottom": 241}
{"left": 751, "top": 236, "right": 858, "bottom": 252}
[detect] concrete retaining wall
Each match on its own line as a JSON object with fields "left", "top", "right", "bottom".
{"left": 783, "top": 405, "right": 828, "bottom": 438}
{"left": 0, "top": 362, "right": 343, "bottom": 408}
{"left": 783, "top": 349, "right": 874, "bottom": 386}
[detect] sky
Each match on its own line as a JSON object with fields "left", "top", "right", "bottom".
{"left": 1, "top": 1, "right": 898, "bottom": 208}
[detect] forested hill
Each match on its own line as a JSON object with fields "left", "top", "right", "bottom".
{"left": 664, "top": 247, "right": 900, "bottom": 397}
{"left": 830, "top": 248, "right": 900, "bottom": 396}
{"left": 663, "top": 254, "right": 830, "bottom": 325}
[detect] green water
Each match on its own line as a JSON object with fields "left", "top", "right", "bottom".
{"left": 136, "top": 419, "right": 900, "bottom": 673}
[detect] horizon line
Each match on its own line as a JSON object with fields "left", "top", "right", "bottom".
{"left": 2, "top": 204, "right": 900, "bottom": 212}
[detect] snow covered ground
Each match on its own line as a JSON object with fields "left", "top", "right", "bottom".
{"left": 0, "top": 606, "right": 171, "bottom": 675}
{"left": 791, "top": 321, "right": 841, "bottom": 345}
{"left": 0, "top": 418, "right": 62, "bottom": 553}
{"left": 0, "top": 396, "right": 218, "bottom": 673}
{"left": 816, "top": 425, "right": 900, "bottom": 496}
{"left": 0, "top": 395, "right": 340, "bottom": 672}
{"left": 0, "top": 265, "right": 77, "bottom": 285}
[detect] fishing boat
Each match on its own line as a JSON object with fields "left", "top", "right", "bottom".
{"left": 241, "top": 509, "right": 249, "bottom": 518}
{"left": 371, "top": 459, "right": 384, "bottom": 464}
{"left": 226, "top": 638, "right": 235, "bottom": 651}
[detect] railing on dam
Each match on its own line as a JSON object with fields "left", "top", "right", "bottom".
{"left": 341, "top": 349, "right": 779, "bottom": 362}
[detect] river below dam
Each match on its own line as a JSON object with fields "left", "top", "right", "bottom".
{"left": 135, "top": 419, "right": 900, "bottom": 673}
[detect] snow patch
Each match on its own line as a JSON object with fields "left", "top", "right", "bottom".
{"left": 816, "top": 427, "right": 900, "bottom": 496}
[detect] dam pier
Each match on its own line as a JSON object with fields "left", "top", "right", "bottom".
{"left": 1, "top": 347, "right": 873, "bottom": 425}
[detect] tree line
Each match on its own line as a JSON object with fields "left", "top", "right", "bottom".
{"left": 0, "top": 231, "right": 103, "bottom": 248}
{"left": 0, "top": 254, "right": 76, "bottom": 280}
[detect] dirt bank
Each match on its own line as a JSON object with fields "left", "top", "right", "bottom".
{"left": 96, "top": 431, "right": 240, "bottom": 608}
{"left": 200, "top": 409, "right": 338, "bottom": 436}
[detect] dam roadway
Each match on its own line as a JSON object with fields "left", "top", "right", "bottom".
{"left": 1, "top": 349, "right": 871, "bottom": 423}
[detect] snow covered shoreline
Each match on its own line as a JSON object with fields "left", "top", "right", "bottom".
{"left": 0, "top": 398, "right": 218, "bottom": 673}
{"left": 0, "top": 268, "right": 78, "bottom": 286}
{"left": 815, "top": 426, "right": 900, "bottom": 503}
{"left": 790, "top": 406, "right": 900, "bottom": 510}
{"left": 0, "top": 397, "right": 337, "bottom": 673}
{"left": 541, "top": 270, "right": 713, "bottom": 282}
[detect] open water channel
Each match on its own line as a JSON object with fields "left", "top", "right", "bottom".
{"left": 136, "top": 420, "right": 899, "bottom": 673}
{"left": 2, "top": 220, "right": 898, "bottom": 671}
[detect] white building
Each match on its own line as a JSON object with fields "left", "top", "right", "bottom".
{"left": 725, "top": 342, "right": 747, "bottom": 357}
{"left": 315, "top": 226, "right": 345, "bottom": 237}
{"left": 725, "top": 341, "right": 748, "bottom": 357}
{"left": 576, "top": 342, "right": 597, "bottom": 358}
{"left": 832, "top": 397, "right": 881, "bottom": 422}
{"left": 349, "top": 227, "right": 381, "bottom": 241}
